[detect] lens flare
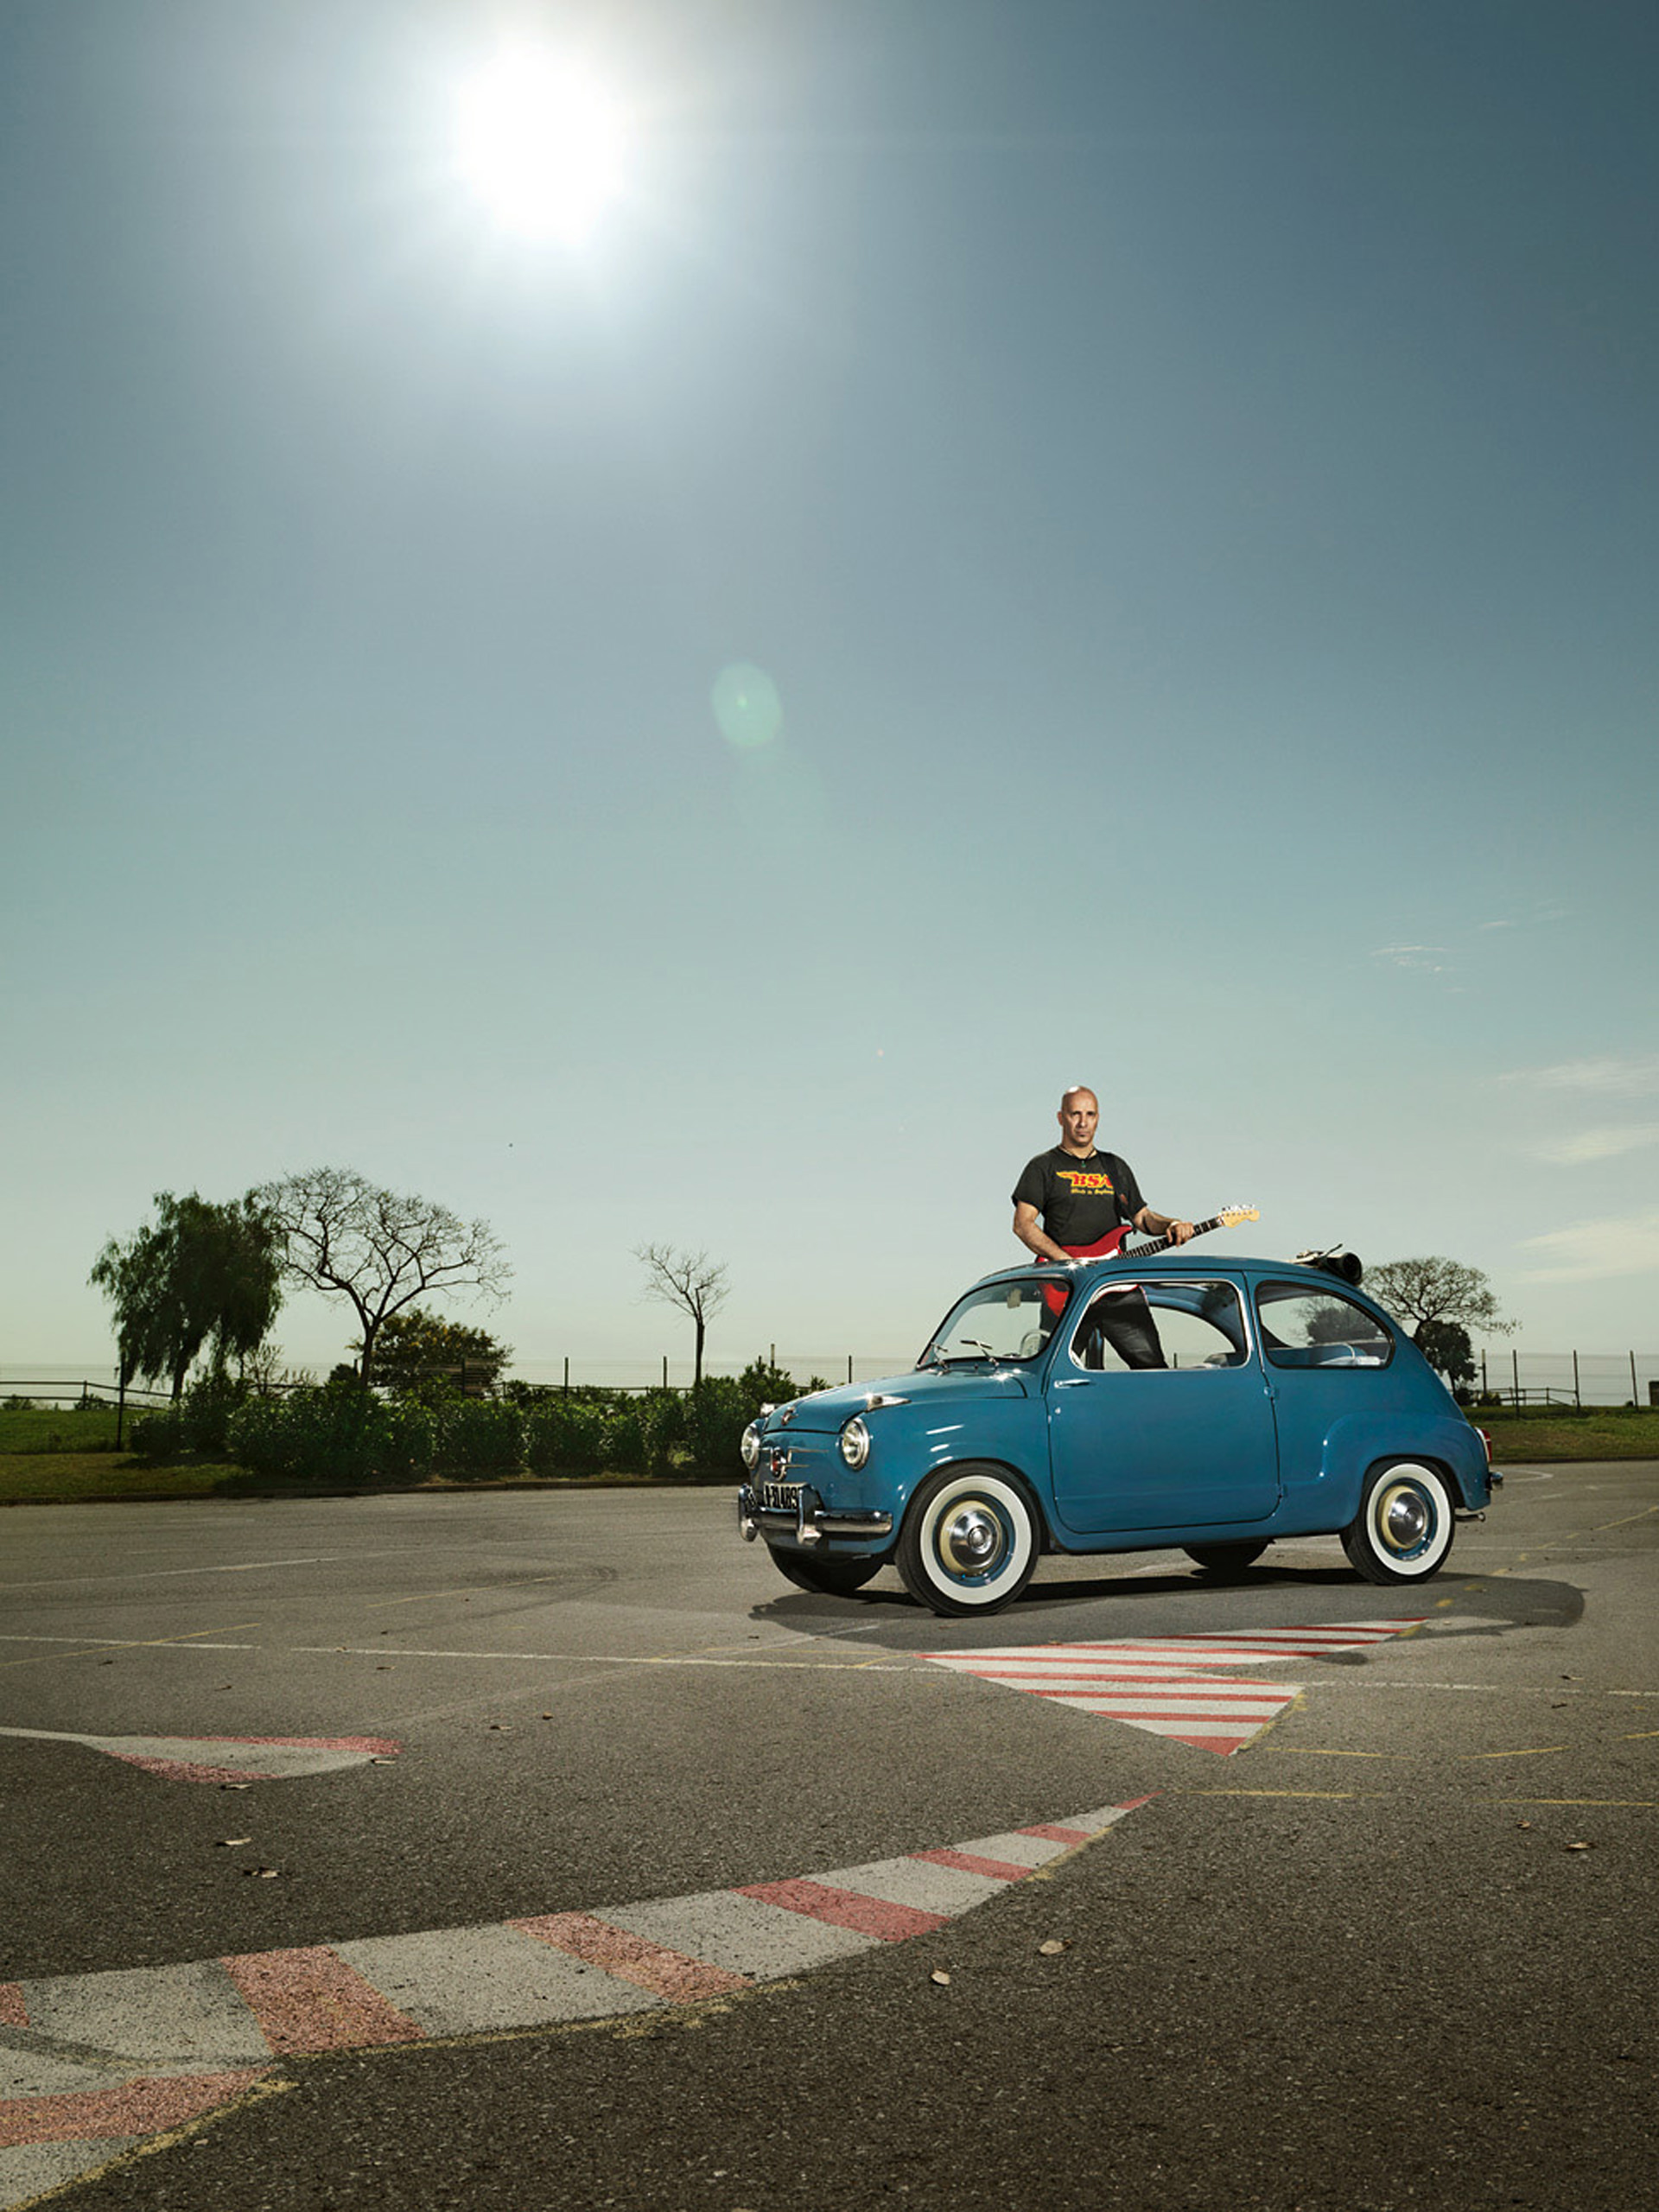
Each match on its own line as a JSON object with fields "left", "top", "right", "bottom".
{"left": 711, "top": 663, "right": 783, "bottom": 751}
{"left": 454, "top": 50, "right": 629, "bottom": 241}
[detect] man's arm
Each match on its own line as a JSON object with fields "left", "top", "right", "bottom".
{"left": 1013, "top": 1202, "right": 1077, "bottom": 1265}
{"left": 1134, "top": 1206, "right": 1195, "bottom": 1245}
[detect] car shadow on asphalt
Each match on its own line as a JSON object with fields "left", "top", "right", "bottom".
{"left": 749, "top": 1560, "right": 1586, "bottom": 1650}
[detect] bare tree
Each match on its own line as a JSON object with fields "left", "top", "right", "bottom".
{"left": 634, "top": 1243, "right": 730, "bottom": 1388}
{"left": 1364, "top": 1255, "right": 1515, "bottom": 1342}
{"left": 262, "top": 1167, "right": 511, "bottom": 1388}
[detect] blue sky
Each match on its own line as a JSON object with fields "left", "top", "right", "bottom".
{"left": 3, "top": 0, "right": 1656, "bottom": 1383}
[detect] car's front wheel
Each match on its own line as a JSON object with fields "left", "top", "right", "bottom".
{"left": 1341, "top": 1461, "right": 1456, "bottom": 1584}
{"left": 769, "top": 1549, "right": 883, "bottom": 1598}
{"left": 896, "top": 1464, "right": 1039, "bottom": 1618}
{"left": 1184, "top": 1541, "right": 1268, "bottom": 1578}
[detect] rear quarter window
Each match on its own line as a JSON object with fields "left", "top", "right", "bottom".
{"left": 1255, "top": 1282, "right": 1395, "bottom": 1370}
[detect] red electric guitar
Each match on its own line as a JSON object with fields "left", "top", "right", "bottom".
{"left": 1037, "top": 1205, "right": 1259, "bottom": 1313}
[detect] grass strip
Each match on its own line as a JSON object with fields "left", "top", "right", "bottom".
{"left": 4, "top": 1408, "right": 1656, "bottom": 1504}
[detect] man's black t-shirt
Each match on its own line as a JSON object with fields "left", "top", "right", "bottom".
{"left": 1011, "top": 1147, "right": 1147, "bottom": 1249}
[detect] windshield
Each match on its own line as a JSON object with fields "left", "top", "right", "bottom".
{"left": 918, "top": 1274, "right": 1071, "bottom": 1367}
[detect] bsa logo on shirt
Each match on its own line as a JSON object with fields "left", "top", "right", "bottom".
{"left": 1057, "top": 1170, "right": 1115, "bottom": 1194}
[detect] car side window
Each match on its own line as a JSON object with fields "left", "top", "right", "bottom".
{"left": 1066, "top": 1281, "right": 1252, "bottom": 1373}
{"left": 1255, "top": 1282, "right": 1395, "bottom": 1369}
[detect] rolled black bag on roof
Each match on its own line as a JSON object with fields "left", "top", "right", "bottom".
{"left": 1294, "top": 1245, "right": 1363, "bottom": 1286}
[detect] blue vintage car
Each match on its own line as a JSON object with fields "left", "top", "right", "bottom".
{"left": 737, "top": 1253, "right": 1497, "bottom": 1616}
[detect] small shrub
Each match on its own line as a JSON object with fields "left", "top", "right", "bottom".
{"left": 682, "top": 1376, "right": 751, "bottom": 1478}
{"left": 738, "top": 1357, "right": 801, "bottom": 1408}
{"left": 434, "top": 1397, "right": 524, "bottom": 1480}
{"left": 128, "top": 1376, "right": 251, "bottom": 1460}
{"left": 129, "top": 1408, "right": 185, "bottom": 1460}
{"left": 524, "top": 1395, "right": 611, "bottom": 1475}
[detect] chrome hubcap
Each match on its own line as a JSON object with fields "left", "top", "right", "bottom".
{"left": 1380, "top": 1483, "right": 1431, "bottom": 1554}
{"left": 938, "top": 1501, "right": 1005, "bottom": 1576}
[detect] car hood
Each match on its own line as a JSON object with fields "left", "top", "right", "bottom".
{"left": 765, "top": 1364, "right": 1033, "bottom": 1433}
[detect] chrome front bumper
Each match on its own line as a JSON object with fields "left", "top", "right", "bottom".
{"left": 736, "top": 1483, "right": 893, "bottom": 1548}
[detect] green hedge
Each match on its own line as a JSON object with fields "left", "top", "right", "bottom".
{"left": 226, "top": 1386, "right": 434, "bottom": 1484}
{"left": 173, "top": 1357, "right": 842, "bottom": 1485}
{"left": 518, "top": 1386, "right": 683, "bottom": 1477}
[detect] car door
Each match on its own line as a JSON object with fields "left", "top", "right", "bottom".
{"left": 1250, "top": 1278, "right": 1402, "bottom": 1510}
{"left": 1045, "top": 1277, "right": 1280, "bottom": 1536}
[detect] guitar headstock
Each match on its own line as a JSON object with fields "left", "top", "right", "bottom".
{"left": 1217, "top": 1204, "right": 1259, "bottom": 1228}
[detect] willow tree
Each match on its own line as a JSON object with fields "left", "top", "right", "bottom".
{"left": 90, "top": 1192, "right": 283, "bottom": 1400}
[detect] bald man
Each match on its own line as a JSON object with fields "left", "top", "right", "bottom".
{"left": 1011, "top": 1085, "right": 1194, "bottom": 1370}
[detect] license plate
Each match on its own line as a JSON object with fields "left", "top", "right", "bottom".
{"left": 759, "top": 1481, "right": 802, "bottom": 1514}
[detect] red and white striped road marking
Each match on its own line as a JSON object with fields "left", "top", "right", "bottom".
{"left": 0, "top": 1800, "right": 1148, "bottom": 2206}
{"left": 923, "top": 1620, "right": 1425, "bottom": 1756}
{"left": 0, "top": 1727, "right": 400, "bottom": 1784}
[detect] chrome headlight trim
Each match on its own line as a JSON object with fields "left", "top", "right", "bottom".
{"left": 740, "top": 1421, "right": 763, "bottom": 1471}
{"left": 838, "top": 1415, "right": 872, "bottom": 1468}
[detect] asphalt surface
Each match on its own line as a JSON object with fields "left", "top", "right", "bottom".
{"left": 3, "top": 1461, "right": 1656, "bottom": 2210}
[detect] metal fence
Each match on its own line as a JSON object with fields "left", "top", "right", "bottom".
{"left": 10, "top": 1344, "right": 1659, "bottom": 1410}
{"left": 1469, "top": 1346, "right": 1659, "bottom": 1408}
{"left": 500, "top": 1352, "right": 911, "bottom": 1395}
{"left": 0, "top": 1352, "right": 908, "bottom": 1406}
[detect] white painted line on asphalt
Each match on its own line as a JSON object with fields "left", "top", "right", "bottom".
{"left": 292, "top": 1646, "right": 923, "bottom": 1670}
{"left": 0, "top": 1550, "right": 423, "bottom": 1594}
{"left": 0, "top": 1638, "right": 262, "bottom": 1653}
{"left": 0, "top": 1636, "right": 918, "bottom": 1671}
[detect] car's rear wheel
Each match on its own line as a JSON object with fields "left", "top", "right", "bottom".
{"left": 896, "top": 1464, "right": 1039, "bottom": 1618}
{"left": 1184, "top": 1541, "right": 1268, "bottom": 1578}
{"left": 1341, "top": 1460, "right": 1456, "bottom": 1584}
{"left": 769, "top": 1549, "right": 883, "bottom": 1598}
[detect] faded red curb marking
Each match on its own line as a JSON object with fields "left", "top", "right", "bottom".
{"left": 736, "top": 1880, "right": 949, "bottom": 1942}
{"left": 206, "top": 1737, "right": 401, "bottom": 1754}
{"left": 0, "top": 2069, "right": 269, "bottom": 2151}
{"left": 111, "top": 1735, "right": 403, "bottom": 1786}
{"left": 114, "top": 1758, "right": 288, "bottom": 1785}
{"left": 1, "top": 1803, "right": 1148, "bottom": 2195}
{"left": 512, "top": 1915, "right": 752, "bottom": 2003}
{"left": 219, "top": 1947, "right": 426, "bottom": 2054}
{"left": 912, "top": 1847, "right": 1036, "bottom": 1883}
{"left": 0, "top": 1727, "right": 402, "bottom": 1787}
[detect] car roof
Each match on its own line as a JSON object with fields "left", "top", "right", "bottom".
{"left": 971, "top": 1253, "right": 1369, "bottom": 1294}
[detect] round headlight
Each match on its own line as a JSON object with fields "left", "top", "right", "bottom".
{"left": 740, "top": 1421, "right": 763, "bottom": 1471}
{"left": 838, "top": 1415, "right": 871, "bottom": 1468}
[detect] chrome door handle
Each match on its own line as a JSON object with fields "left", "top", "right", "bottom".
{"left": 1054, "top": 1378, "right": 1089, "bottom": 1389}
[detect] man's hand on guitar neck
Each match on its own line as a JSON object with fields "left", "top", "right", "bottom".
{"left": 1135, "top": 1208, "right": 1196, "bottom": 1246}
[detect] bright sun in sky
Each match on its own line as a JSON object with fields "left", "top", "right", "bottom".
{"left": 454, "top": 48, "right": 630, "bottom": 242}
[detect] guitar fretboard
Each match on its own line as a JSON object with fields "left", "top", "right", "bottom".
{"left": 1117, "top": 1210, "right": 1237, "bottom": 1261}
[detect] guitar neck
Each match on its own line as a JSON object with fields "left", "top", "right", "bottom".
{"left": 1119, "top": 1211, "right": 1230, "bottom": 1261}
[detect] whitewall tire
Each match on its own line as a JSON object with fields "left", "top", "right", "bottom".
{"left": 896, "top": 1464, "right": 1039, "bottom": 1618}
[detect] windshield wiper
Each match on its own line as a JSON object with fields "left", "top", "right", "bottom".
{"left": 931, "top": 1338, "right": 1003, "bottom": 1364}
